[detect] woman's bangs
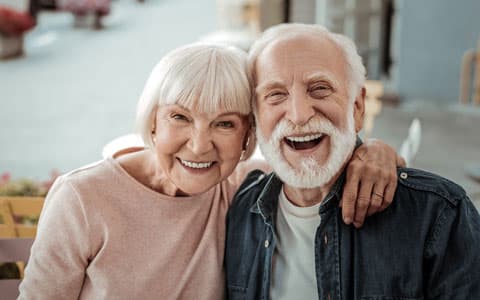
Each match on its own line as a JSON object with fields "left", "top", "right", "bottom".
{"left": 160, "top": 58, "right": 250, "bottom": 115}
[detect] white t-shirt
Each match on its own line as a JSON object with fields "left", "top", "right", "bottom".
{"left": 270, "top": 187, "right": 321, "bottom": 300}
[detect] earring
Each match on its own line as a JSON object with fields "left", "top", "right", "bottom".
{"left": 240, "top": 149, "right": 246, "bottom": 161}
{"left": 151, "top": 129, "right": 156, "bottom": 144}
{"left": 243, "top": 136, "right": 250, "bottom": 149}
{"left": 240, "top": 135, "right": 251, "bottom": 161}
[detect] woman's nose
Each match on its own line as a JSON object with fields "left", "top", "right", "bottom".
{"left": 188, "top": 128, "right": 214, "bottom": 155}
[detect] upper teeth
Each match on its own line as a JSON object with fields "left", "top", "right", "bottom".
{"left": 180, "top": 160, "right": 213, "bottom": 169}
{"left": 286, "top": 133, "right": 324, "bottom": 142}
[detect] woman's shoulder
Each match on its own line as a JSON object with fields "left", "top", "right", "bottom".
{"left": 47, "top": 158, "right": 127, "bottom": 205}
{"left": 60, "top": 159, "right": 116, "bottom": 186}
{"left": 40, "top": 161, "right": 112, "bottom": 220}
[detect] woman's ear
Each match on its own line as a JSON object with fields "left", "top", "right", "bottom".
{"left": 240, "top": 115, "right": 257, "bottom": 161}
{"left": 150, "top": 112, "right": 157, "bottom": 144}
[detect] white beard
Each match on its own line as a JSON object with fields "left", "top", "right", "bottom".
{"left": 256, "top": 106, "right": 357, "bottom": 189}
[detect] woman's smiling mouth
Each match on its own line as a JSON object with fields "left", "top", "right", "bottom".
{"left": 178, "top": 158, "right": 215, "bottom": 169}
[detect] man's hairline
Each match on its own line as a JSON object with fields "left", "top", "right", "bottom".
{"left": 251, "top": 33, "right": 358, "bottom": 105}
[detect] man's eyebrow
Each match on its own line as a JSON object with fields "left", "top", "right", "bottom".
{"left": 304, "top": 72, "right": 339, "bottom": 87}
{"left": 255, "top": 80, "right": 285, "bottom": 94}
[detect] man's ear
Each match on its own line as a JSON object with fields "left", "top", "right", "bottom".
{"left": 353, "top": 87, "right": 366, "bottom": 133}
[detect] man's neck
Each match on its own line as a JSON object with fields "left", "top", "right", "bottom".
{"left": 283, "top": 168, "right": 344, "bottom": 208}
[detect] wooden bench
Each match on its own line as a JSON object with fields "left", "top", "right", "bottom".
{"left": 0, "top": 196, "right": 44, "bottom": 238}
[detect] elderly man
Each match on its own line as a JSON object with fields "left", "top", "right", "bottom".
{"left": 225, "top": 23, "right": 480, "bottom": 299}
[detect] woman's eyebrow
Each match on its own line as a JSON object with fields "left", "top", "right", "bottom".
{"left": 164, "top": 103, "right": 190, "bottom": 112}
{"left": 215, "top": 112, "right": 245, "bottom": 118}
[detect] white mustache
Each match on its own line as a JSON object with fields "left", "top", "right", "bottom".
{"left": 270, "top": 117, "right": 337, "bottom": 144}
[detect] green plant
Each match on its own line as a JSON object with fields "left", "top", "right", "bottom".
{"left": 0, "top": 170, "right": 59, "bottom": 197}
{"left": 0, "top": 179, "right": 46, "bottom": 197}
{"left": 0, "top": 171, "right": 58, "bottom": 279}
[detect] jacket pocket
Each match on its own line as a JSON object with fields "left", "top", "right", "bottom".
{"left": 227, "top": 284, "right": 246, "bottom": 300}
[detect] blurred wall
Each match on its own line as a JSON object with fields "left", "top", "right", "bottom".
{"left": 393, "top": 0, "right": 480, "bottom": 102}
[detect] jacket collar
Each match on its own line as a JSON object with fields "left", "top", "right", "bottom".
{"left": 249, "top": 173, "right": 283, "bottom": 226}
{"left": 249, "top": 169, "right": 346, "bottom": 219}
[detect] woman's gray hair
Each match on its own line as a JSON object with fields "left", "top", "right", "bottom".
{"left": 248, "top": 23, "right": 366, "bottom": 102}
{"left": 135, "top": 42, "right": 257, "bottom": 159}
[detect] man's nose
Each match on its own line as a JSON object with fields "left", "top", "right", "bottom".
{"left": 189, "top": 128, "right": 214, "bottom": 155}
{"left": 286, "top": 94, "right": 315, "bottom": 126}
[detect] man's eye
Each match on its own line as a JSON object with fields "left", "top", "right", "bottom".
{"left": 267, "top": 91, "right": 285, "bottom": 97}
{"left": 265, "top": 91, "right": 287, "bottom": 103}
{"left": 309, "top": 85, "right": 332, "bottom": 98}
{"left": 216, "top": 121, "right": 234, "bottom": 128}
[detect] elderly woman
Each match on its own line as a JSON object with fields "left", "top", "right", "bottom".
{"left": 19, "top": 43, "right": 401, "bottom": 299}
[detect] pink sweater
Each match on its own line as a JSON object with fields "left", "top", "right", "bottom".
{"left": 19, "top": 157, "right": 243, "bottom": 299}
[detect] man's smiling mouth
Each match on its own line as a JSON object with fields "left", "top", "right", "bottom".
{"left": 284, "top": 133, "right": 325, "bottom": 150}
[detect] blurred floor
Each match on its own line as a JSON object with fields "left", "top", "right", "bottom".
{"left": 0, "top": 0, "right": 479, "bottom": 208}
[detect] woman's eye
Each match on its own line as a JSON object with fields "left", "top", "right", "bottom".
{"left": 171, "top": 114, "right": 189, "bottom": 121}
{"left": 216, "top": 121, "right": 234, "bottom": 128}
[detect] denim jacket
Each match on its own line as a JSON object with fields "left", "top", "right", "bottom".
{"left": 225, "top": 168, "right": 480, "bottom": 299}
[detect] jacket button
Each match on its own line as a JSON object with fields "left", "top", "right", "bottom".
{"left": 324, "top": 234, "right": 328, "bottom": 245}
{"left": 400, "top": 172, "right": 408, "bottom": 179}
{"left": 264, "top": 240, "right": 270, "bottom": 248}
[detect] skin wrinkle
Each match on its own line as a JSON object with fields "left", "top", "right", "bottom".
{"left": 303, "top": 71, "right": 340, "bottom": 91}
{"left": 254, "top": 33, "right": 364, "bottom": 206}
{"left": 146, "top": 103, "right": 249, "bottom": 197}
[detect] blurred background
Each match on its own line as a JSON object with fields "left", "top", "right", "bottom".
{"left": 0, "top": 0, "right": 479, "bottom": 206}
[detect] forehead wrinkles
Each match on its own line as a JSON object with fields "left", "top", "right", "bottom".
{"left": 257, "top": 34, "right": 348, "bottom": 83}
{"left": 254, "top": 49, "right": 298, "bottom": 91}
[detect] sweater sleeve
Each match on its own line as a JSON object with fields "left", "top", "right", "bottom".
{"left": 19, "top": 176, "right": 92, "bottom": 300}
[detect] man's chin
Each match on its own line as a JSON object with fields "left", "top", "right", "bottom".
{"left": 259, "top": 137, "right": 356, "bottom": 190}
{"left": 259, "top": 143, "right": 334, "bottom": 189}
{"left": 256, "top": 116, "right": 357, "bottom": 189}
{"left": 278, "top": 159, "right": 336, "bottom": 189}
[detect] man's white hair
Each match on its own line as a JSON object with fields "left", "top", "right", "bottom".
{"left": 135, "top": 42, "right": 256, "bottom": 159}
{"left": 248, "top": 23, "right": 366, "bottom": 103}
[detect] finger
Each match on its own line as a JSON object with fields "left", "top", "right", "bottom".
{"left": 367, "top": 182, "right": 386, "bottom": 216}
{"left": 380, "top": 180, "right": 397, "bottom": 211}
{"left": 396, "top": 154, "right": 407, "bottom": 168}
{"left": 353, "top": 180, "right": 374, "bottom": 228}
{"left": 341, "top": 171, "right": 361, "bottom": 225}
